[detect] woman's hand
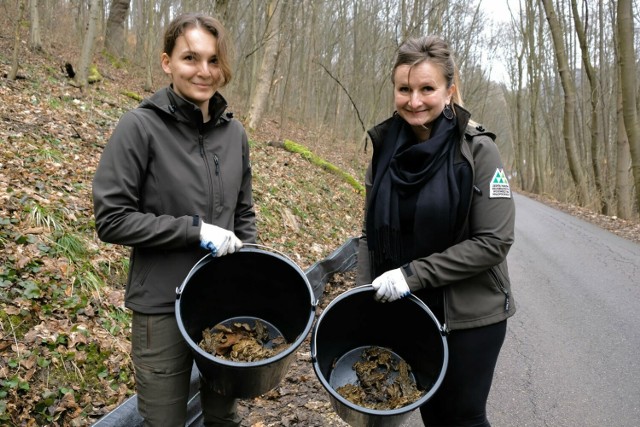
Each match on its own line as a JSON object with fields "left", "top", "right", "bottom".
{"left": 199, "top": 222, "right": 243, "bottom": 256}
{"left": 371, "top": 268, "right": 410, "bottom": 302}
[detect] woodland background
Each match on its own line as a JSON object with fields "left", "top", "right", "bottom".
{"left": 7, "top": 0, "right": 640, "bottom": 217}
{"left": 1, "top": 0, "right": 640, "bottom": 425}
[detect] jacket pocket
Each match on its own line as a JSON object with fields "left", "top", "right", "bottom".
{"left": 488, "top": 264, "right": 510, "bottom": 312}
{"left": 128, "top": 248, "right": 158, "bottom": 289}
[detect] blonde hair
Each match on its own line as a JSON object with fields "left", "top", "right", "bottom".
{"left": 392, "top": 35, "right": 463, "bottom": 106}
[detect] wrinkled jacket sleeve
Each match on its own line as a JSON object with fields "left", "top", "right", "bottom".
{"left": 234, "top": 130, "right": 257, "bottom": 243}
{"left": 404, "top": 135, "right": 516, "bottom": 290}
{"left": 92, "top": 112, "right": 201, "bottom": 249}
{"left": 356, "top": 163, "right": 374, "bottom": 286}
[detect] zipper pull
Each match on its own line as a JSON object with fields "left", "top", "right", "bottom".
{"left": 214, "top": 154, "right": 220, "bottom": 175}
{"left": 199, "top": 135, "right": 205, "bottom": 156}
{"left": 505, "top": 295, "right": 510, "bottom": 312}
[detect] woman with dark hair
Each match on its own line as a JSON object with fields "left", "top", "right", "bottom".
{"left": 93, "top": 13, "right": 255, "bottom": 426}
{"left": 357, "top": 35, "right": 516, "bottom": 426}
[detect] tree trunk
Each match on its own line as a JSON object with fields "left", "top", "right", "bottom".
{"left": 213, "top": 0, "right": 231, "bottom": 24}
{"left": 142, "top": 0, "right": 156, "bottom": 91}
{"left": 8, "top": 0, "right": 27, "bottom": 80}
{"left": 571, "top": 0, "right": 608, "bottom": 213}
{"left": 525, "top": 1, "right": 542, "bottom": 193}
{"left": 615, "top": 69, "right": 633, "bottom": 219}
{"left": 76, "top": 0, "right": 101, "bottom": 88}
{"left": 105, "top": 0, "right": 130, "bottom": 58}
{"left": 247, "top": 0, "right": 283, "bottom": 130}
{"left": 134, "top": 0, "right": 145, "bottom": 60}
{"left": 29, "top": 0, "right": 42, "bottom": 51}
{"left": 616, "top": 0, "right": 640, "bottom": 212}
{"left": 540, "top": 0, "right": 589, "bottom": 204}
{"left": 532, "top": 7, "right": 546, "bottom": 194}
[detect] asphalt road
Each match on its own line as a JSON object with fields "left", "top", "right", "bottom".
{"left": 99, "top": 193, "right": 639, "bottom": 427}
{"left": 402, "top": 193, "right": 640, "bottom": 427}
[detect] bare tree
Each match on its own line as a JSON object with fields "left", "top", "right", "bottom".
{"left": 29, "top": 0, "right": 42, "bottom": 51}
{"left": 16, "top": 0, "right": 633, "bottom": 216}
{"left": 247, "top": 0, "right": 283, "bottom": 129}
{"left": 571, "top": 0, "right": 608, "bottom": 213}
{"left": 213, "top": 0, "right": 231, "bottom": 23}
{"left": 540, "top": 0, "right": 589, "bottom": 204}
{"left": 615, "top": 66, "right": 633, "bottom": 219}
{"left": 616, "top": 0, "right": 640, "bottom": 212}
{"left": 76, "top": 0, "right": 101, "bottom": 88}
{"left": 527, "top": 2, "right": 546, "bottom": 194}
{"left": 8, "top": 0, "right": 26, "bottom": 80}
{"left": 142, "top": 0, "right": 162, "bottom": 91}
{"left": 105, "top": 0, "right": 130, "bottom": 58}
{"left": 516, "top": 0, "right": 538, "bottom": 193}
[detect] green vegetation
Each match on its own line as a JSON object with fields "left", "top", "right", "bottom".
{"left": 122, "top": 91, "right": 143, "bottom": 102}
{"left": 88, "top": 64, "right": 102, "bottom": 84}
{"left": 283, "top": 139, "right": 365, "bottom": 194}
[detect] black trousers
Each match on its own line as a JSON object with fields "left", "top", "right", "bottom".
{"left": 419, "top": 319, "right": 507, "bottom": 427}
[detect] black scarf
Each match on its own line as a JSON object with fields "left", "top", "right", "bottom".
{"left": 366, "top": 112, "right": 471, "bottom": 277}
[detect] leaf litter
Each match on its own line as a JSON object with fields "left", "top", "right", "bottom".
{"left": 336, "top": 346, "right": 424, "bottom": 410}
{"left": 199, "top": 319, "right": 290, "bottom": 362}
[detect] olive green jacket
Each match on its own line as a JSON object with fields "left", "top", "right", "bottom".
{"left": 356, "top": 105, "right": 516, "bottom": 331}
{"left": 93, "top": 87, "right": 256, "bottom": 314}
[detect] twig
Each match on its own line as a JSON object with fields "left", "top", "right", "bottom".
{"left": 314, "top": 60, "right": 366, "bottom": 134}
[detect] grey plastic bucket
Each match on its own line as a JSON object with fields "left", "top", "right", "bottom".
{"left": 175, "top": 245, "right": 316, "bottom": 398}
{"left": 311, "top": 285, "right": 448, "bottom": 427}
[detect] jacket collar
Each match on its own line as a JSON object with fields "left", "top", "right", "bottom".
{"left": 453, "top": 103, "right": 471, "bottom": 134}
{"left": 141, "top": 86, "right": 231, "bottom": 126}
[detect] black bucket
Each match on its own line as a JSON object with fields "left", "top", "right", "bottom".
{"left": 311, "top": 285, "right": 448, "bottom": 427}
{"left": 175, "top": 245, "right": 316, "bottom": 398}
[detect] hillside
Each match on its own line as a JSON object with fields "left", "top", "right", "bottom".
{"left": 0, "top": 32, "right": 370, "bottom": 424}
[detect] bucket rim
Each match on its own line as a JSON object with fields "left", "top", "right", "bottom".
{"left": 179, "top": 310, "right": 315, "bottom": 368}
{"left": 175, "top": 246, "right": 316, "bottom": 368}
{"left": 175, "top": 244, "right": 314, "bottom": 303}
{"left": 310, "top": 284, "right": 449, "bottom": 416}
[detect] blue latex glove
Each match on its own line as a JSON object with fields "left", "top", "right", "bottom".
{"left": 371, "top": 268, "right": 410, "bottom": 303}
{"left": 199, "top": 222, "right": 243, "bottom": 257}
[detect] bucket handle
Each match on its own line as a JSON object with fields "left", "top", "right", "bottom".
{"left": 176, "top": 253, "right": 212, "bottom": 298}
{"left": 175, "top": 243, "right": 306, "bottom": 298}
{"left": 241, "top": 242, "right": 294, "bottom": 262}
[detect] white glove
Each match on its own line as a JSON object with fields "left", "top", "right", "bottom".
{"left": 371, "top": 268, "right": 410, "bottom": 303}
{"left": 199, "top": 222, "right": 243, "bottom": 257}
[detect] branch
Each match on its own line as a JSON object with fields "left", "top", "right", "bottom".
{"left": 314, "top": 60, "right": 366, "bottom": 134}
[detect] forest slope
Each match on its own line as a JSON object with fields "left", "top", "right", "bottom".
{"left": 0, "top": 37, "right": 368, "bottom": 424}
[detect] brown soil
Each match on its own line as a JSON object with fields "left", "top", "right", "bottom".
{"left": 237, "top": 272, "right": 355, "bottom": 427}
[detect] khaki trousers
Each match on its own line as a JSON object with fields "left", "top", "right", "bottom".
{"left": 131, "top": 312, "right": 241, "bottom": 427}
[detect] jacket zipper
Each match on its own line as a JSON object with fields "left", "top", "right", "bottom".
{"left": 441, "top": 135, "right": 475, "bottom": 334}
{"left": 488, "top": 267, "right": 510, "bottom": 312}
{"left": 199, "top": 134, "right": 214, "bottom": 219}
{"left": 441, "top": 136, "right": 477, "bottom": 334}
{"left": 453, "top": 140, "right": 475, "bottom": 244}
{"left": 212, "top": 153, "right": 224, "bottom": 218}
{"left": 213, "top": 154, "right": 220, "bottom": 175}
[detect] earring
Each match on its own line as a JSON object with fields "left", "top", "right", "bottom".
{"left": 443, "top": 104, "right": 454, "bottom": 120}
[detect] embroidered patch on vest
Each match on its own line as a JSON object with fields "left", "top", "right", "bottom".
{"left": 489, "top": 168, "right": 511, "bottom": 199}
